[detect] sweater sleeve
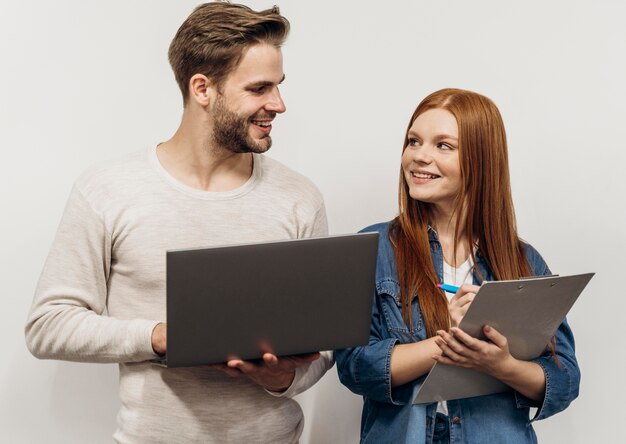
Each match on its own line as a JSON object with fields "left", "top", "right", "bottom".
{"left": 25, "top": 185, "right": 159, "bottom": 363}
{"left": 266, "top": 351, "right": 335, "bottom": 398}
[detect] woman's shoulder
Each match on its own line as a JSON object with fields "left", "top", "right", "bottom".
{"left": 359, "top": 221, "right": 393, "bottom": 235}
{"left": 358, "top": 221, "right": 400, "bottom": 285}
{"left": 520, "top": 239, "right": 551, "bottom": 276}
{"left": 359, "top": 221, "right": 395, "bottom": 254}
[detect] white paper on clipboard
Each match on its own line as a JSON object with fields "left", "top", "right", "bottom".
{"left": 413, "top": 273, "right": 594, "bottom": 404}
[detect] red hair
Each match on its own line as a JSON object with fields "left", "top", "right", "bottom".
{"left": 391, "top": 88, "right": 532, "bottom": 337}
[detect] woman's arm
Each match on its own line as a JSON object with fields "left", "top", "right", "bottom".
{"left": 336, "top": 290, "right": 436, "bottom": 404}
{"left": 390, "top": 338, "right": 440, "bottom": 387}
{"left": 390, "top": 283, "right": 481, "bottom": 387}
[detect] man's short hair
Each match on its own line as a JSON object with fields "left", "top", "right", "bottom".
{"left": 169, "top": 1, "right": 290, "bottom": 105}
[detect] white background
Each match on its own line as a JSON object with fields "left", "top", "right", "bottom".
{"left": 1, "top": 1, "right": 624, "bottom": 442}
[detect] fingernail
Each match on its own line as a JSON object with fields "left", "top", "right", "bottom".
{"left": 484, "top": 325, "right": 491, "bottom": 332}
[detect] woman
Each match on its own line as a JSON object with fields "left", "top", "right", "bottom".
{"left": 335, "top": 88, "right": 579, "bottom": 443}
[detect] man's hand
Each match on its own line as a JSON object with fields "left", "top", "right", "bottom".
{"left": 211, "top": 352, "right": 320, "bottom": 392}
{"left": 151, "top": 323, "right": 166, "bottom": 355}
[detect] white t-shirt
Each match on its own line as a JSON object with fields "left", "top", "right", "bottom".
{"left": 437, "top": 256, "right": 474, "bottom": 416}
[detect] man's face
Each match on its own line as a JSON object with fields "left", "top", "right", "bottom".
{"left": 210, "top": 43, "right": 286, "bottom": 154}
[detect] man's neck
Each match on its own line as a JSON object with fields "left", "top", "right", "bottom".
{"left": 156, "top": 121, "right": 253, "bottom": 192}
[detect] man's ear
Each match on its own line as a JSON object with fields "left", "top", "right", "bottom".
{"left": 188, "top": 74, "right": 216, "bottom": 107}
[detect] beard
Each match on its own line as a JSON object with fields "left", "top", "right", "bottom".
{"left": 210, "top": 95, "right": 273, "bottom": 154}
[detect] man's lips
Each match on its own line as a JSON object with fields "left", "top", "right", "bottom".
{"left": 251, "top": 119, "right": 273, "bottom": 133}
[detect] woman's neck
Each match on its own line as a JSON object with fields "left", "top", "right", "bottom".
{"left": 431, "top": 204, "right": 471, "bottom": 268}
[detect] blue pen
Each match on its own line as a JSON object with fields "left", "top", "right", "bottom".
{"left": 437, "top": 283, "right": 460, "bottom": 294}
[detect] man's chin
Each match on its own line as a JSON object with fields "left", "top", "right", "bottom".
{"left": 247, "top": 137, "right": 272, "bottom": 154}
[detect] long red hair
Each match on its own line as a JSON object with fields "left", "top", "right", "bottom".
{"left": 390, "top": 88, "right": 532, "bottom": 337}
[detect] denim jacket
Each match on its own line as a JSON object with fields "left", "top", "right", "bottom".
{"left": 335, "top": 222, "right": 580, "bottom": 444}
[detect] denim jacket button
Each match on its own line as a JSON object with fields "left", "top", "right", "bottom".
{"left": 452, "top": 417, "right": 461, "bottom": 424}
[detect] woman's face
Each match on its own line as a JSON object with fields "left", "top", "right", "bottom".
{"left": 401, "top": 108, "right": 462, "bottom": 212}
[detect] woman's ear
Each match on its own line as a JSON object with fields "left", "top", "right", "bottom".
{"left": 188, "top": 74, "right": 216, "bottom": 107}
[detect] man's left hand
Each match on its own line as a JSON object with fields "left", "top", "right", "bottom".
{"left": 211, "top": 352, "right": 320, "bottom": 392}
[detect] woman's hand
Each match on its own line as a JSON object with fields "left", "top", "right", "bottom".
{"left": 432, "top": 325, "right": 546, "bottom": 401}
{"left": 448, "top": 284, "right": 480, "bottom": 328}
{"left": 432, "top": 325, "right": 515, "bottom": 377}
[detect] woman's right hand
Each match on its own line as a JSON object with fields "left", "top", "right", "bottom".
{"left": 448, "top": 284, "right": 480, "bottom": 328}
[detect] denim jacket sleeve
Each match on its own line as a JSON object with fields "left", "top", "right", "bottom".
{"left": 335, "top": 223, "right": 425, "bottom": 405}
{"left": 335, "top": 291, "right": 400, "bottom": 404}
{"left": 514, "top": 243, "right": 581, "bottom": 421}
{"left": 335, "top": 288, "right": 423, "bottom": 405}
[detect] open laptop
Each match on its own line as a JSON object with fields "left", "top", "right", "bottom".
{"left": 161, "top": 232, "right": 379, "bottom": 367}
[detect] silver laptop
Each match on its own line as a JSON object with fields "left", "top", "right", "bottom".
{"left": 163, "top": 232, "right": 379, "bottom": 367}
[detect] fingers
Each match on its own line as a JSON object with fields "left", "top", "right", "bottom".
{"left": 461, "top": 284, "right": 481, "bottom": 294}
{"left": 435, "top": 330, "right": 469, "bottom": 359}
{"left": 483, "top": 325, "right": 508, "bottom": 349}
{"left": 263, "top": 352, "right": 320, "bottom": 367}
{"left": 449, "top": 327, "right": 482, "bottom": 351}
{"left": 227, "top": 359, "right": 257, "bottom": 375}
{"left": 215, "top": 351, "right": 322, "bottom": 381}
{"left": 227, "top": 352, "right": 319, "bottom": 374}
{"left": 210, "top": 363, "right": 242, "bottom": 378}
{"left": 262, "top": 353, "right": 279, "bottom": 366}
{"left": 450, "top": 284, "right": 479, "bottom": 304}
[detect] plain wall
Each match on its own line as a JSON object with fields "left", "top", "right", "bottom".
{"left": 2, "top": 1, "right": 624, "bottom": 442}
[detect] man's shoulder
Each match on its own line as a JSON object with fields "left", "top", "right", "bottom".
{"left": 76, "top": 149, "right": 150, "bottom": 188}
{"left": 256, "top": 154, "right": 323, "bottom": 202}
{"left": 75, "top": 148, "right": 152, "bottom": 198}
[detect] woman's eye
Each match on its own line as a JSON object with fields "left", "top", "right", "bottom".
{"left": 408, "top": 138, "right": 418, "bottom": 146}
{"left": 437, "top": 142, "right": 453, "bottom": 150}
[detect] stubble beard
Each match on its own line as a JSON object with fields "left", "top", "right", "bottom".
{"left": 210, "top": 95, "right": 272, "bottom": 154}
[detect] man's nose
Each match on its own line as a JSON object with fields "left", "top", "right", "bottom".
{"left": 266, "top": 87, "right": 286, "bottom": 114}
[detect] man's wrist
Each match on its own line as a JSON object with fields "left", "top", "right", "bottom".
{"left": 263, "top": 370, "right": 296, "bottom": 392}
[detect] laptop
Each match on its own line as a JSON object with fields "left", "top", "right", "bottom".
{"left": 162, "top": 232, "right": 379, "bottom": 367}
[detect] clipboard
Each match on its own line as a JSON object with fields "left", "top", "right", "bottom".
{"left": 413, "top": 273, "right": 594, "bottom": 404}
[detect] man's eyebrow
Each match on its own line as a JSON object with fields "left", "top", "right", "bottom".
{"left": 246, "top": 74, "right": 286, "bottom": 89}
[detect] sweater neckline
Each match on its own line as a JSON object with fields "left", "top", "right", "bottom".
{"left": 148, "top": 145, "right": 261, "bottom": 200}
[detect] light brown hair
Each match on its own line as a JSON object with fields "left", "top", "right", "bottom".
{"left": 168, "top": 1, "right": 290, "bottom": 105}
{"left": 390, "top": 88, "right": 532, "bottom": 337}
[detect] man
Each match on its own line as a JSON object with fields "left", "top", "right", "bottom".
{"left": 25, "top": 2, "right": 332, "bottom": 442}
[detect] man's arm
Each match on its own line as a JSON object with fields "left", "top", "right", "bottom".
{"left": 25, "top": 185, "right": 159, "bottom": 363}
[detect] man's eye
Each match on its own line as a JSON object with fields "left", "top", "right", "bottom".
{"left": 252, "top": 86, "right": 267, "bottom": 94}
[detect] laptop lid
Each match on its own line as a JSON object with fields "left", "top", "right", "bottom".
{"left": 164, "top": 232, "right": 378, "bottom": 367}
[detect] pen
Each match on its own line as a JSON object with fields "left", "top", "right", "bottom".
{"left": 437, "top": 283, "right": 460, "bottom": 294}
